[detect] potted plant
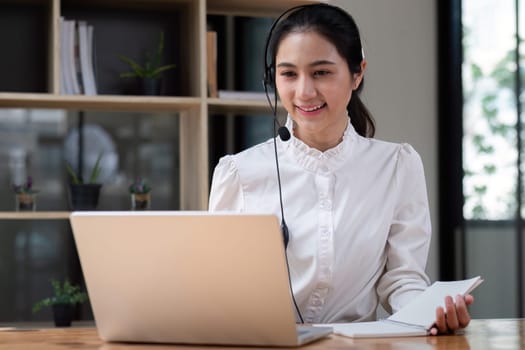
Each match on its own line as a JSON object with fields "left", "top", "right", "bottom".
{"left": 118, "top": 31, "right": 176, "bottom": 95}
{"left": 33, "top": 279, "right": 88, "bottom": 327}
{"left": 66, "top": 153, "right": 103, "bottom": 210}
{"left": 129, "top": 177, "right": 152, "bottom": 210}
{"left": 11, "top": 176, "right": 38, "bottom": 211}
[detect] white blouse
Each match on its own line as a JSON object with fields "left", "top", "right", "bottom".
{"left": 208, "top": 119, "right": 431, "bottom": 323}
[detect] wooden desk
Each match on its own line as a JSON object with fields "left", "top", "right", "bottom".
{"left": 0, "top": 319, "right": 523, "bottom": 349}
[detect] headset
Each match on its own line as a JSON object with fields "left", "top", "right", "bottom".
{"left": 262, "top": 3, "right": 361, "bottom": 245}
{"left": 262, "top": 3, "right": 363, "bottom": 107}
{"left": 262, "top": 3, "right": 362, "bottom": 324}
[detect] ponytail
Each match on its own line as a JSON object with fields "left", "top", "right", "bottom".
{"left": 348, "top": 92, "right": 375, "bottom": 138}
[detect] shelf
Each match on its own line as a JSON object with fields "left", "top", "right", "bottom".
{"left": 0, "top": 93, "right": 201, "bottom": 112}
{"left": 0, "top": 212, "right": 71, "bottom": 220}
{"left": 207, "top": 98, "right": 285, "bottom": 115}
{"left": 61, "top": 0, "right": 194, "bottom": 8}
{"left": 207, "top": 0, "right": 321, "bottom": 17}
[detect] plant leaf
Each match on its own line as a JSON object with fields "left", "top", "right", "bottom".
{"left": 118, "top": 54, "right": 146, "bottom": 77}
{"left": 151, "top": 64, "right": 177, "bottom": 77}
{"left": 153, "top": 31, "right": 164, "bottom": 69}
{"left": 32, "top": 279, "right": 88, "bottom": 313}
{"left": 65, "top": 162, "right": 81, "bottom": 184}
{"left": 89, "top": 153, "right": 103, "bottom": 184}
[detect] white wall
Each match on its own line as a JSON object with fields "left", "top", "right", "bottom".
{"left": 330, "top": 0, "right": 438, "bottom": 280}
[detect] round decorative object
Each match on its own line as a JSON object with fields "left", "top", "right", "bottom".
{"left": 63, "top": 124, "right": 118, "bottom": 184}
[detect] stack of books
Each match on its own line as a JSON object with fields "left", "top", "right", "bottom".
{"left": 60, "top": 18, "right": 97, "bottom": 95}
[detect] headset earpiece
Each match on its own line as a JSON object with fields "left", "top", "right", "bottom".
{"left": 263, "top": 5, "right": 307, "bottom": 91}
{"left": 264, "top": 66, "right": 274, "bottom": 89}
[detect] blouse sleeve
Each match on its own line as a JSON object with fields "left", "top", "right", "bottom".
{"left": 377, "top": 144, "right": 432, "bottom": 314}
{"left": 208, "top": 155, "right": 244, "bottom": 212}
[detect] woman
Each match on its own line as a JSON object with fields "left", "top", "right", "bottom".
{"left": 209, "top": 3, "right": 472, "bottom": 334}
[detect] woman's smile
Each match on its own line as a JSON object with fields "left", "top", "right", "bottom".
{"left": 296, "top": 103, "right": 327, "bottom": 115}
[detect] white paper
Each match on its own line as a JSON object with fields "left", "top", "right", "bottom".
{"left": 329, "top": 321, "right": 427, "bottom": 338}
{"left": 388, "top": 276, "right": 483, "bottom": 329}
{"left": 313, "top": 276, "right": 483, "bottom": 338}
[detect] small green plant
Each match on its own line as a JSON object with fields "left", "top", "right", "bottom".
{"left": 129, "top": 177, "right": 151, "bottom": 194}
{"left": 118, "top": 31, "right": 176, "bottom": 79}
{"left": 11, "top": 176, "right": 38, "bottom": 194}
{"left": 65, "top": 153, "right": 103, "bottom": 184}
{"left": 33, "top": 279, "right": 88, "bottom": 313}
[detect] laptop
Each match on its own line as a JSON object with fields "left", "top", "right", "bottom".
{"left": 70, "top": 211, "right": 332, "bottom": 346}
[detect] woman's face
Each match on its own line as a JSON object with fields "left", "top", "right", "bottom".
{"left": 275, "top": 30, "right": 363, "bottom": 150}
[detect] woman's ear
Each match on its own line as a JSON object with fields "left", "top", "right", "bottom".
{"left": 353, "top": 60, "right": 367, "bottom": 90}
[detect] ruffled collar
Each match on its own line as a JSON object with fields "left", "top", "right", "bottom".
{"left": 279, "top": 114, "right": 357, "bottom": 173}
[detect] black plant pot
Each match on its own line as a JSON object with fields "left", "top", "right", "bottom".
{"left": 52, "top": 304, "right": 74, "bottom": 327}
{"left": 69, "top": 184, "right": 102, "bottom": 210}
{"left": 139, "top": 77, "right": 162, "bottom": 95}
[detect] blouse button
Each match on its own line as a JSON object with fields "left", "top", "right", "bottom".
{"left": 320, "top": 200, "right": 332, "bottom": 210}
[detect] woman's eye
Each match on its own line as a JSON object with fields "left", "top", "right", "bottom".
{"left": 280, "top": 71, "right": 296, "bottom": 78}
{"left": 314, "top": 70, "right": 330, "bottom": 77}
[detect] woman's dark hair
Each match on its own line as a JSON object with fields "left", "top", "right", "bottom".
{"left": 267, "top": 4, "right": 375, "bottom": 137}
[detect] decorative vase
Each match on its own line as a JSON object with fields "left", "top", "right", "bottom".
{"left": 52, "top": 304, "right": 74, "bottom": 327}
{"left": 15, "top": 193, "right": 36, "bottom": 211}
{"left": 69, "top": 184, "right": 102, "bottom": 210}
{"left": 131, "top": 192, "right": 151, "bottom": 210}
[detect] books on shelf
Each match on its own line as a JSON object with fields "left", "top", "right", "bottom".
{"left": 59, "top": 17, "right": 97, "bottom": 95}
{"left": 206, "top": 31, "right": 217, "bottom": 98}
{"left": 78, "top": 21, "right": 97, "bottom": 95}
{"left": 59, "top": 17, "right": 72, "bottom": 94}
{"left": 315, "top": 276, "right": 483, "bottom": 338}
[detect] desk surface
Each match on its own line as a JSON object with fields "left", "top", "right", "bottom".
{"left": 0, "top": 319, "right": 523, "bottom": 350}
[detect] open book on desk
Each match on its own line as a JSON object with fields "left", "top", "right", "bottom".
{"left": 317, "top": 276, "right": 483, "bottom": 338}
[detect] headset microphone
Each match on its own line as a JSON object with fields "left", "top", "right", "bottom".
{"left": 263, "top": 73, "right": 291, "bottom": 143}
{"left": 278, "top": 125, "right": 291, "bottom": 141}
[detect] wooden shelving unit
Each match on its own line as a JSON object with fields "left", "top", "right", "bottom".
{"left": 0, "top": 212, "right": 71, "bottom": 220}
{"left": 0, "top": 0, "right": 318, "bottom": 217}
{"left": 0, "top": 93, "right": 201, "bottom": 112}
{"left": 0, "top": 0, "right": 324, "bottom": 323}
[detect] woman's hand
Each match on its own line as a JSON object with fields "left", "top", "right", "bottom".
{"left": 430, "top": 294, "right": 474, "bottom": 335}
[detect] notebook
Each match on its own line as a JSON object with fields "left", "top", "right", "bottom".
{"left": 317, "top": 276, "right": 483, "bottom": 338}
{"left": 69, "top": 211, "right": 332, "bottom": 347}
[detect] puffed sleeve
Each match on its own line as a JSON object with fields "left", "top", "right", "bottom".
{"left": 208, "top": 155, "right": 244, "bottom": 212}
{"left": 377, "top": 144, "right": 431, "bottom": 313}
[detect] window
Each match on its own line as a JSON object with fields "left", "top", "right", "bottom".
{"left": 459, "top": 0, "right": 524, "bottom": 318}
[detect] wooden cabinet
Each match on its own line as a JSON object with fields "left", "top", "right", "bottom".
{"left": 0, "top": 0, "right": 317, "bottom": 217}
